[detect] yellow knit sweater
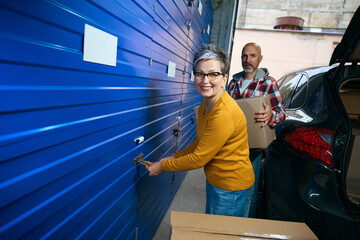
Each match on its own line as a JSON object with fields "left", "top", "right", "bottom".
{"left": 161, "top": 91, "right": 254, "bottom": 191}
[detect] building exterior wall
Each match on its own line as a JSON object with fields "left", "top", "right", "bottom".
{"left": 237, "top": 0, "right": 360, "bottom": 30}
{"left": 229, "top": 29, "right": 343, "bottom": 80}
{"left": 230, "top": 0, "right": 359, "bottom": 81}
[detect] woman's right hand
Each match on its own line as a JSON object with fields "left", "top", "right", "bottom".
{"left": 145, "top": 161, "right": 163, "bottom": 176}
{"left": 145, "top": 155, "right": 174, "bottom": 176}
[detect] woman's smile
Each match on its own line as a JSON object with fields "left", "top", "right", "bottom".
{"left": 200, "top": 85, "right": 212, "bottom": 90}
{"left": 195, "top": 59, "right": 226, "bottom": 102}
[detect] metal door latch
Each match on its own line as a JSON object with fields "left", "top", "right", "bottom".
{"left": 134, "top": 153, "right": 148, "bottom": 166}
{"left": 186, "top": 20, "right": 191, "bottom": 30}
{"left": 134, "top": 136, "right": 144, "bottom": 145}
{"left": 173, "top": 127, "right": 181, "bottom": 137}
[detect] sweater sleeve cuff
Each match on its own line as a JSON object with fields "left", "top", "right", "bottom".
{"left": 161, "top": 161, "right": 169, "bottom": 172}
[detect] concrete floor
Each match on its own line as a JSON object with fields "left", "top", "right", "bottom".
{"left": 152, "top": 168, "right": 206, "bottom": 240}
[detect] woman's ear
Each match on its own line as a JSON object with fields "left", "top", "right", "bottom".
{"left": 222, "top": 74, "right": 228, "bottom": 88}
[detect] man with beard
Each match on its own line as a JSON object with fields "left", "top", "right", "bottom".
{"left": 227, "top": 42, "right": 285, "bottom": 218}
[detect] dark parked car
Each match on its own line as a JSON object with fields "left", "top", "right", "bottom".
{"left": 261, "top": 6, "right": 360, "bottom": 240}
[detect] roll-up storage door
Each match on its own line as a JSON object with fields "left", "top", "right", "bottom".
{"left": 136, "top": 1, "right": 194, "bottom": 239}
{"left": 0, "top": 0, "right": 212, "bottom": 239}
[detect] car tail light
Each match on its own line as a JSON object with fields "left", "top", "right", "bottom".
{"left": 284, "top": 127, "right": 334, "bottom": 168}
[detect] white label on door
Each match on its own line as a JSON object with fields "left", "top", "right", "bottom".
{"left": 83, "top": 24, "right": 118, "bottom": 66}
{"left": 198, "top": 1, "right": 203, "bottom": 15}
{"left": 167, "top": 61, "right": 176, "bottom": 78}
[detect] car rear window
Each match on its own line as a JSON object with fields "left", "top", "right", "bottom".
{"left": 278, "top": 72, "right": 308, "bottom": 109}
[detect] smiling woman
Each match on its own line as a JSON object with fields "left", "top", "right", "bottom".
{"left": 194, "top": 59, "right": 226, "bottom": 113}
{"left": 146, "top": 44, "right": 255, "bottom": 217}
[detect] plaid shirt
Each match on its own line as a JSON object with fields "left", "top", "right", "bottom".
{"left": 228, "top": 69, "right": 286, "bottom": 128}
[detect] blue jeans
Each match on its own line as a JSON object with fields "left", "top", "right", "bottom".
{"left": 205, "top": 180, "right": 253, "bottom": 217}
{"left": 248, "top": 150, "right": 262, "bottom": 218}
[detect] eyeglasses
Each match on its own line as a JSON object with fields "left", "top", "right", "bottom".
{"left": 194, "top": 72, "right": 223, "bottom": 81}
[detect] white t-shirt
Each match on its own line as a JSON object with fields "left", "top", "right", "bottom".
{"left": 240, "top": 79, "right": 253, "bottom": 94}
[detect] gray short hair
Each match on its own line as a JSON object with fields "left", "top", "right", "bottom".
{"left": 193, "top": 44, "right": 230, "bottom": 75}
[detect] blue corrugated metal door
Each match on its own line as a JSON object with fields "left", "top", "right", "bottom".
{"left": 0, "top": 0, "right": 212, "bottom": 239}
{"left": 137, "top": 1, "right": 194, "bottom": 239}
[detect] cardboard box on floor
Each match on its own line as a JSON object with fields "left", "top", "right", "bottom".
{"left": 170, "top": 211, "right": 318, "bottom": 240}
{"left": 194, "top": 95, "right": 275, "bottom": 149}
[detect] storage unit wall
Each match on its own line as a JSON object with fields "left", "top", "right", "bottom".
{"left": 0, "top": 0, "right": 212, "bottom": 239}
